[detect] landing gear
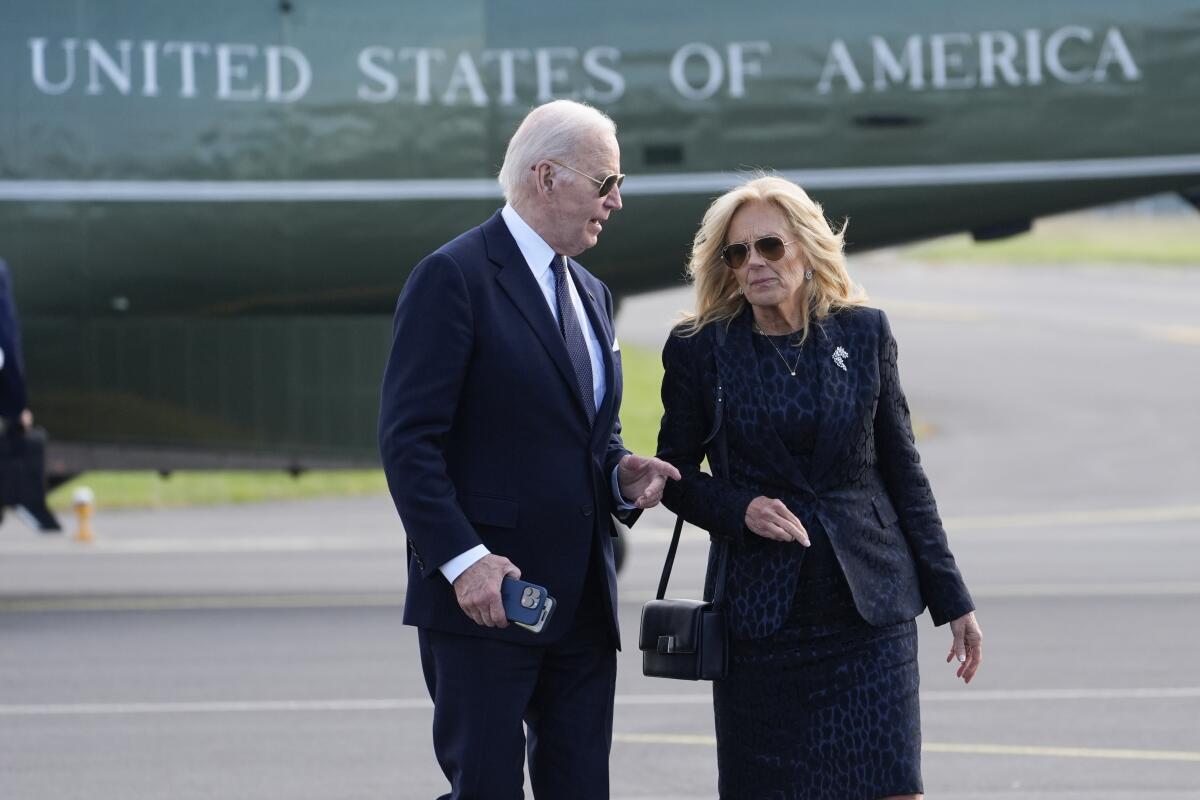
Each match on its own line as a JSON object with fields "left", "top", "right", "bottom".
{"left": 613, "top": 519, "right": 628, "bottom": 573}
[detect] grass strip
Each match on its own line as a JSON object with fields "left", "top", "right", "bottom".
{"left": 49, "top": 470, "right": 389, "bottom": 511}
{"left": 906, "top": 215, "right": 1200, "bottom": 265}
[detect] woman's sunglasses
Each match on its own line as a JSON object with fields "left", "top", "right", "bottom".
{"left": 720, "top": 236, "right": 795, "bottom": 269}
{"left": 543, "top": 159, "right": 625, "bottom": 197}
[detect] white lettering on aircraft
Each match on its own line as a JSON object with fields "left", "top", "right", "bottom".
{"left": 29, "top": 38, "right": 312, "bottom": 102}
{"left": 668, "top": 42, "right": 771, "bottom": 100}
{"left": 818, "top": 26, "right": 1140, "bottom": 93}
{"left": 25, "top": 25, "right": 1139, "bottom": 106}
{"left": 354, "top": 45, "right": 625, "bottom": 105}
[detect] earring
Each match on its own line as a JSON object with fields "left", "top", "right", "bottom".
{"left": 804, "top": 270, "right": 813, "bottom": 281}
{"left": 736, "top": 287, "right": 745, "bottom": 295}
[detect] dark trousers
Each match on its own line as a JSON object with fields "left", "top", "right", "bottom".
{"left": 417, "top": 559, "right": 616, "bottom": 800}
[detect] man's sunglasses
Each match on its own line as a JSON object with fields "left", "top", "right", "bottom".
{"left": 720, "top": 236, "right": 795, "bottom": 269}
{"left": 543, "top": 159, "right": 625, "bottom": 197}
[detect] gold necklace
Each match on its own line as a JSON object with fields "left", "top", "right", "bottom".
{"left": 754, "top": 324, "right": 803, "bottom": 376}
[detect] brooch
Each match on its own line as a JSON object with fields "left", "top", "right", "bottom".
{"left": 832, "top": 346, "right": 849, "bottom": 371}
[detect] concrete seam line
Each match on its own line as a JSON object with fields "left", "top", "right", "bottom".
{"left": 611, "top": 735, "right": 1200, "bottom": 762}
{"left": 4, "top": 687, "right": 1199, "bottom": 716}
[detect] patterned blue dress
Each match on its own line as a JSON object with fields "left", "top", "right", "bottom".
{"left": 712, "top": 331, "right": 923, "bottom": 800}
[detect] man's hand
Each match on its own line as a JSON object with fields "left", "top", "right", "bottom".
{"left": 452, "top": 554, "right": 521, "bottom": 627}
{"left": 617, "top": 454, "right": 682, "bottom": 509}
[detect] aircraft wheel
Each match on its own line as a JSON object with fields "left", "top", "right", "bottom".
{"left": 613, "top": 520, "right": 628, "bottom": 573}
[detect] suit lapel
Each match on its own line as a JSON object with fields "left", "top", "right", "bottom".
{"left": 485, "top": 214, "right": 590, "bottom": 421}
{"left": 715, "top": 310, "right": 814, "bottom": 494}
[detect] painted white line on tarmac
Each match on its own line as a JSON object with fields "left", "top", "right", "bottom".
{"left": 969, "top": 581, "right": 1200, "bottom": 598}
{"left": 0, "top": 536, "right": 403, "bottom": 555}
{"left": 0, "top": 699, "right": 432, "bottom": 716}
{"left": 947, "top": 504, "right": 1200, "bottom": 530}
{"left": 923, "top": 742, "right": 1200, "bottom": 763}
{"left": 0, "top": 695, "right": 712, "bottom": 717}
{"left": 920, "top": 687, "right": 1200, "bottom": 702}
{"left": 4, "top": 687, "right": 1198, "bottom": 717}
{"left": 616, "top": 733, "right": 716, "bottom": 746}
{"left": 614, "top": 694, "right": 711, "bottom": 706}
{"left": 613, "top": 734, "right": 1200, "bottom": 763}
{"left": 0, "top": 593, "right": 406, "bottom": 613}
{"left": 619, "top": 581, "right": 1200, "bottom": 604}
{"left": 5, "top": 577, "right": 1200, "bottom": 614}
{"left": 1144, "top": 325, "right": 1200, "bottom": 345}
{"left": 633, "top": 503, "right": 1200, "bottom": 544}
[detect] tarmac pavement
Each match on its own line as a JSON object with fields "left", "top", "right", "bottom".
{"left": 2, "top": 255, "right": 1199, "bottom": 799}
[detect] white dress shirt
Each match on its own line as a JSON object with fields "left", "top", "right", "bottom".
{"left": 439, "top": 205, "right": 632, "bottom": 583}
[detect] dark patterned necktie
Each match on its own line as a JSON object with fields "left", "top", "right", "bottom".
{"left": 551, "top": 255, "right": 596, "bottom": 424}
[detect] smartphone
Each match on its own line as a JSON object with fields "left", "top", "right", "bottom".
{"left": 501, "top": 576, "right": 556, "bottom": 633}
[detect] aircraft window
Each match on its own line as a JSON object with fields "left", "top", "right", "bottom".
{"left": 852, "top": 113, "right": 925, "bottom": 128}
{"left": 644, "top": 144, "right": 684, "bottom": 166}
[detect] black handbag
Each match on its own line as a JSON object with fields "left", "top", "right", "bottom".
{"left": 639, "top": 514, "right": 728, "bottom": 681}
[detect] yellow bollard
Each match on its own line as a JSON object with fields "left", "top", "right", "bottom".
{"left": 72, "top": 486, "right": 95, "bottom": 543}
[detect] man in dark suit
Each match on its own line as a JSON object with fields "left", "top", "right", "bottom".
{"left": 378, "top": 100, "right": 679, "bottom": 800}
{"left": 0, "top": 261, "right": 30, "bottom": 429}
{"left": 0, "top": 260, "right": 59, "bottom": 531}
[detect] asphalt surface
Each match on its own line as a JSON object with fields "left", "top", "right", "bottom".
{"left": 3, "top": 256, "right": 1200, "bottom": 799}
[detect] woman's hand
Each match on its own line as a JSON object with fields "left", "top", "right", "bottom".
{"left": 947, "top": 611, "right": 983, "bottom": 684}
{"left": 744, "top": 496, "right": 810, "bottom": 545}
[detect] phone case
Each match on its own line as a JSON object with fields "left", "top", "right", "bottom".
{"left": 501, "top": 577, "right": 556, "bottom": 633}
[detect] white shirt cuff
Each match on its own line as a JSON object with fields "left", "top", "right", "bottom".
{"left": 439, "top": 544, "right": 490, "bottom": 584}
{"left": 611, "top": 465, "right": 638, "bottom": 512}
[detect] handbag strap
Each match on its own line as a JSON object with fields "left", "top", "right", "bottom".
{"left": 654, "top": 515, "right": 685, "bottom": 600}
{"left": 654, "top": 514, "right": 729, "bottom": 603}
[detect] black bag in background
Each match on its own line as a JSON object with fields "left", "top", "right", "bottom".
{"left": 639, "top": 515, "right": 728, "bottom": 681}
{"left": 0, "top": 427, "right": 62, "bottom": 531}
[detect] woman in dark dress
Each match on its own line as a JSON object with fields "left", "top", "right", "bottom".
{"left": 657, "top": 177, "right": 983, "bottom": 800}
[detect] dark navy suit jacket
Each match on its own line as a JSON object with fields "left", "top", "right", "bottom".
{"left": 658, "top": 305, "right": 974, "bottom": 640}
{"left": 0, "top": 261, "right": 28, "bottom": 422}
{"left": 379, "top": 210, "right": 635, "bottom": 645}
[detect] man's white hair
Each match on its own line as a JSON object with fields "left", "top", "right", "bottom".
{"left": 497, "top": 100, "right": 617, "bottom": 205}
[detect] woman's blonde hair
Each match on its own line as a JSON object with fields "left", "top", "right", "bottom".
{"left": 679, "top": 175, "right": 867, "bottom": 340}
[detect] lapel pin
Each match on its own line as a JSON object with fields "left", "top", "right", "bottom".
{"left": 832, "top": 346, "right": 849, "bottom": 372}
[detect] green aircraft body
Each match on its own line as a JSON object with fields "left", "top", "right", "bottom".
{"left": 1, "top": 1, "right": 1198, "bottom": 472}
